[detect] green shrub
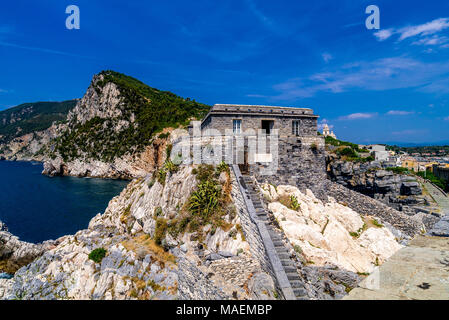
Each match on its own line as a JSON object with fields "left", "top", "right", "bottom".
{"left": 88, "top": 248, "right": 107, "bottom": 263}
{"left": 163, "top": 160, "right": 178, "bottom": 173}
{"left": 157, "top": 168, "right": 166, "bottom": 185}
{"left": 216, "top": 161, "right": 229, "bottom": 173}
{"left": 154, "top": 218, "right": 168, "bottom": 245}
{"left": 416, "top": 170, "right": 448, "bottom": 191}
{"left": 290, "top": 195, "right": 301, "bottom": 211}
{"left": 189, "top": 180, "right": 219, "bottom": 218}
{"left": 337, "top": 147, "right": 358, "bottom": 158}
{"left": 158, "top": 132, "right": 170, "bottom": 140}
{"left": 372, "top": 219, "right": 384, "bottom": 228}
{"left": 196, "top": 164, "right": 216, "bottom": 183}
{"left": 386, "top": 167, "right": 410, "bottom": 175}
{"left": 166, "top": 144, "right": 173, "bottom": 159}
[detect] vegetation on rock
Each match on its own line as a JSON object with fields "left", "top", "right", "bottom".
{"left": 0, "top": 100, "right": 77, "bottom": 143}
{"left": 88, "top": 248, "right": 107, "bottom": 263}
{"left": 52, "top": 71, "right": 210, "bottom": 162}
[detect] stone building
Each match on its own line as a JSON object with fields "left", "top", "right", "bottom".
{"left": 433, "top": 164, "right": 449, "bottom": 185}
{"left": 322, "top": 123, "right": 337, "bottom": 139}
{"left": 192, "top": 104, "right": 326, "bottom": 191}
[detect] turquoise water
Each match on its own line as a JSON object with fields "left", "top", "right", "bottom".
{"left": 0, "top": 272, "right": 13, "bottom": 279}
{"left": 0, "top": 161, "right": 129, "bottom": 243}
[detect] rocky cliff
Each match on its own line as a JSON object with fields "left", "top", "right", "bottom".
{"left": 327, "top": 158, "right": 437, "bottom": 214}
{"left": 1, "top": 71, "right": 209, "bottom": 179}
{"left": 0, "top": 165, "right": 279, "bottom": 300}
{"left": 0, "top": 100, "right": 77, "bottom": 161}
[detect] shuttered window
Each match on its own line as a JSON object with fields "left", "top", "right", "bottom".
{"left": 292, "top": 120, "right": 300, "bottom": 136}
{"left": 233, "top": 120, "right": 242, "bottom": 134}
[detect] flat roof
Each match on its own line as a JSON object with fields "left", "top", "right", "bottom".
{"left": 198, "top": 103, "right": 319, "bottom": 127}
{"left": 213, "top": 104, "right": 313, "bottom": 111}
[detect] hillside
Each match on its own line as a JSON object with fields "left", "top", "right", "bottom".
{"left": 0, "top": 100, "right": 77, "bottom": 144}
{"left": 50, "top": 71, "right": 209, "bottom": 163}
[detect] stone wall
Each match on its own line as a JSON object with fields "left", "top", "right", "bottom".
{"left": 251, "top": 136, "right": 327, "bottom": 193}
{"left": 177, "top": 254, "right": 228, "bottom": 300}
{"left": 322, "top": 180, "right": 422, "bottom": 237}
{"left": 202, "top": 113, "right": 317, "bottom": 137}
{"left": 433, "top": 165, "right": 449, "bottom": 184}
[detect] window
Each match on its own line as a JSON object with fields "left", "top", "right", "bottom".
{"left": 292, "top": 120, "right": 300, "bottom": 136}
{"left": 233, "top": 120, "right": 242, "bottom": 134}
{"left": 261, "top": 120, "right": 274, "bottom": 135}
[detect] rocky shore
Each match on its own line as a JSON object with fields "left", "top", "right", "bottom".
{"left": 0, "top": 166, "right": 277, "bottom": 300}
{"left": 0, "top": 221, "right": 63, "bottom": 274}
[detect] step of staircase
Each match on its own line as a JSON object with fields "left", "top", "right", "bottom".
{"left": 272, "top": 240, "right": 284, "bottom": 247}
{"left": 280, "top": 259, "right": 295, "bottom": 267}
{"left": 277, "top": 252, "right": 290, "bottom": 260}
{"left": 286, "top": 272, "right": 301, "bottom": 281}
{"left": 236, "top": 171, "right": 305, "bottom": 300}
{"left": 293, "top": 288, "right": 308, "bottom": 297}
{"left": 289, "top": 280, "right": 303, "bottom": 288}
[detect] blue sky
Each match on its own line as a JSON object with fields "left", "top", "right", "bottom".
{"left": 1, "top": 0, "right": 449, "bottom": 145}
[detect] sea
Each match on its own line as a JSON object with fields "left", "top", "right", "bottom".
{"left": 0, "top": 161, "right": 129, "bottom": 244}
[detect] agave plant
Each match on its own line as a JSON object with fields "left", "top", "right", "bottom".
{"left": 189, "top": 180, "right": 219, "bottom": 218}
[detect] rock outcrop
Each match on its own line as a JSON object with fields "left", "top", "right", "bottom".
{"left": 0, "top": 223, "right": 62, "bottom": 274}
{"left": 260, "top": 184, "right": 403, "bottom": 274}
{"left": 326, "top": 159, "right": 437, "bottom": 220}
{"left": 0, "top": 166, "right": 277, "bottom": 300}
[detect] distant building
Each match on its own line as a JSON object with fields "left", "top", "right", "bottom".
{"left": 367, "top": 144, "right": 389, "bottom": 162}
{"left": 401, "top": 157, "right": 419, "bottom": 172}
{"left": 322, "top": 124, "right": 337, "bottom": 139}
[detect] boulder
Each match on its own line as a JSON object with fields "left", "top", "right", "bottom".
{"left": 429, "top": 215, "right": 449, "bottom": 237}
{"left": 401, "top": 181, "right": 422, "bottom": 196}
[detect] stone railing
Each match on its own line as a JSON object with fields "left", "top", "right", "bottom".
{"left": 231, "top": 165, "right": 296, "bottom": 300}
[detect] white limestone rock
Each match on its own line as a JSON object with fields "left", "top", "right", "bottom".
{"left": 262, "top": 184, "right": 403, "bottom": 274}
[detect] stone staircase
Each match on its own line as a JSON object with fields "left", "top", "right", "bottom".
{"left": 241, "top": 175, "right": 307, "bottom": 299}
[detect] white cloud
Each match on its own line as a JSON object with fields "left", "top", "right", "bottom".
{"left": 322, "top": 52, "right": 333, "bottom": 63}
{"left": 338, "top": 113, "right": 378, "bottom": 120}
{"left": 373, "top": 18, "right": 449, "bottom": 46}
{"left": 399, "top": 18, "right": 449, "bottom": 41}
{"left": 246, "top": 94, "right": 267, "bottom": 98}
{"left": 271, "top": 56, "right": 449, "bottom": 100}
{"left": 386, "top": 110, "right": 415, "bottom": 115}
{"left": 392, "top": 129, "right": 427, "bottom": 136}
{"left": 412, "top": 35, "right": 449, "bottom": 46}
{"left": 374, "top": 29, "right": 394, "bottom": 41}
